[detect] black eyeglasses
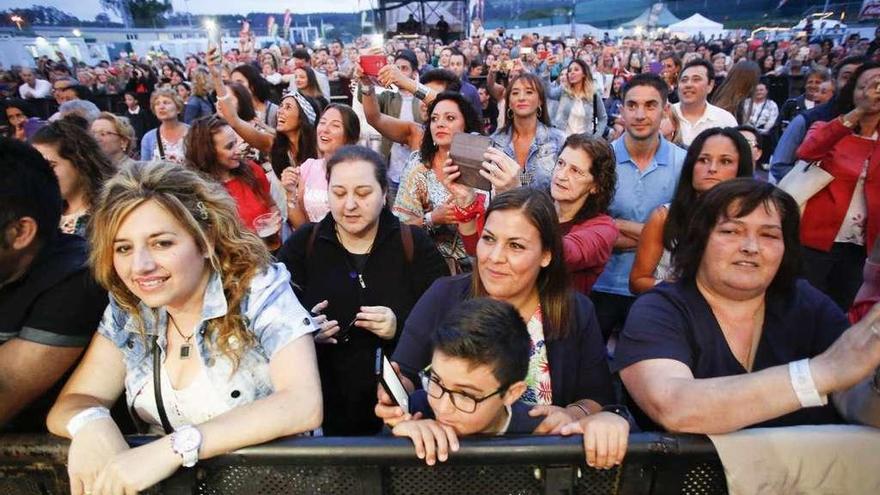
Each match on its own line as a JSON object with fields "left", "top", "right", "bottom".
{"left": 418, "top": 366, "right": 507, "bottom": 414}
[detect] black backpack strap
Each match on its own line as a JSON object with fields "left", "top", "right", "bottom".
{"left": 305, "top": 222, "right": 320, "bottom": 260}
{"left": 400, "top": 224, "right": 414, "bottom": 266}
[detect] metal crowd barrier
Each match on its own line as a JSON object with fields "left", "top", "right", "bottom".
{"left": 0, "top": 433, "right": 728, "bottom": 494}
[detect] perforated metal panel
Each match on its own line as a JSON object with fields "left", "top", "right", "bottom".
{"left": 386, "top": 464, "right": 542, "bottom": 494}
{"left": 679, "top": 461, "right": 727, "bottom": 495}
{"left": 194, "top": 465, "right": 369, "bottom": 494}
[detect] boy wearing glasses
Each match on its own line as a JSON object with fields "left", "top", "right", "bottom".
{"left": 390, "top": 298, "right": 629, "bottom": 468}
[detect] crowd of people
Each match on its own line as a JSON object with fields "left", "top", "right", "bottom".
{"left": 1, "top": 21, "right": 880, "bottom": 494}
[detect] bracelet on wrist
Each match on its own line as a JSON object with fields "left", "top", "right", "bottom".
{"left": 451, "top": 195, "right": 485, "bottom": 223}
{"left": 423, "top": 211, "right": 434, "bottom": 228}
{"left": 568, "top": 403, "right": 591, "bottom": 418}
{"left": 789, "top": 358, "right": 828, "bottom": 408}
{"left": 66, "top": 406, "right": 112, "bottom": 437}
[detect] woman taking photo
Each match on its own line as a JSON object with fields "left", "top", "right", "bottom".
{"left": 797, "top": 62, "right": 880, "bottom": 311}
{"left": 32, "top": 119, "right": 115, "bottom": 238}
{"left": 393, "top": 92, "right": 484, "bottom": 274}
{"left": 383, "top": 188, "right": 617, "bottom": 427}
{"left": 90, "top": 112, "right": 137, "bottom": 169}
{"left": 47, "top": 161, "right": 322, "bottom": 494}
{"left": 546, "top": 59, "right": 608, "bottom": 138}
{"left": 230, "top": 64, "right": 279, "bottom": 129}
{"left": 615, "top": 178, "right": 880, "bottom": 433}
{"left": 185, "top": 116, "right": 278, "bottom": 248}
{"left": 630, "top": 128, "right": 754, "bottom": 294}
{"left": 279, "top": 146, "right": 448, "bottom": 436}
{"left": 208, "top": 48, "right": 318, "bottom": 179}
{"left": 451, "top": 134, "right": 619, "bottom": 295}
{"left": 140, "top": 87, "right": 189, "bottom": 164}
{"left": 281, "top": 104, "right": 360, "bottom": 228}
{"left": 489, "top": 73, "right": 565, "bottom": 192}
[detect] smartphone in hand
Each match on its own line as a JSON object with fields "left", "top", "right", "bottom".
{"left": 450, "top": 133, "right": 493, "bottom": 191}
{"left": 360, "top": 55, "right": 387, "bottom": 77}
{"left": 376, "top": 349, "right": 409, "bottom": 413}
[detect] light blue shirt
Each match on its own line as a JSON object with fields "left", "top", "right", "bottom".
{"left": 592, "top": 136, "right": 687, "bottom": 297}
{"left": 98, "top": 262, "right": 315, "bottom": 420}
{"left": 490, "top": 122, "right": 566, "bottom": 191}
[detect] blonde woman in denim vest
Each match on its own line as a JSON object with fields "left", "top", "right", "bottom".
{"left": 48, "top": 161, "right": 322, "bottom": 495}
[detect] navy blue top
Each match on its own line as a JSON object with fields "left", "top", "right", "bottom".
{"left": 408, "top": 389, "right": 543, "bottom": 434}
{"left": 613, "top": 279, "right": 849, "bottom": 431}
{"left": 392, "top": 274, "right": 615, "bottom": 408}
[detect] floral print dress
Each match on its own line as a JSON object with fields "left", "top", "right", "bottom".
{"left": 393, "top": 151, "right": 471, "bottom": 273}
{"left": 522, "top": 307, "right": 553, "bottom": 405}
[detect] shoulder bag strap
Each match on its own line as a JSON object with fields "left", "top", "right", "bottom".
{"left": 592, "top": 93, "right": 599, "bottom": 135}
{"left": 155, "top": 129, "right": 166, "bottom": 159}
{"left": 152, "top": 335, "right": 174, "bottom": 435}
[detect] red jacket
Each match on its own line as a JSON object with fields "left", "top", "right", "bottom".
{"left": 797, "top": 118, "right": 880, "bottom": 253}
{"left": 461, "top": 213, "right": 619, "bottom": 295}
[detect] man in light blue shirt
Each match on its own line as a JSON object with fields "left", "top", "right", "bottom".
{"left": 591, "top": 73, "right": 687, "bottom": 342}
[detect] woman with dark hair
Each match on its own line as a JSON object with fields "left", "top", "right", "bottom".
{"left": 231, "top": 64, "right": 279, "bottom": 128}
{"left": 281, "top": 104, "right": 360, "bottom": 228}
{"left": 630, "top": 128, "right": 754, "bottom": 294}
{"left": 796, "top": 61, "right": 880, "bottom": 311}
{"left": 449, "top": 135, "right": 619, "bottom": 295}
{"left": 278, "top": 145, "right": 448, "bottom": 436}
{"left": 615, "top": 178, "right": 880, "bottom": 433}
{"left": 184, "top": 116, "right": 277, "bottom": 247}
{"left": 393, "top": 91, "right": 483, "bottom": 274}
{"left": 208, "top": 47, "right": 318, "bottom": 184}
{"left": 2, "top": 98, "right": 42, "bottom": 141}
{"left": 380, "top": 188, "right": 619, "bottom": 440}
{"left": 32, "top": 119, "right": 115, "bottom": 238}
{"left": 293, "top": 66, "right": 329, "bottom": 113}
{"left": 546, "top": 59, "right": 608, "bottom": 138}
{"left": 488, "top": 73, "right": 566, "bottom": 192}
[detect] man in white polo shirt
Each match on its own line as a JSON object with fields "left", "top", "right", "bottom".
{"left": 672, "top": 59, "right": 738, "bottom": 146}
{"left": 18, "top": 68, "right": 52, "bottom": 100}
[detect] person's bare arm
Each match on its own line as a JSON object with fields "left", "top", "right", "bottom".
{"left": 614, "top": 219, "right": 643, "bottom": 250}
{"left": 206, "top": 47, "right": 274, "bottom": 154}
{"left": 622, "top": 304, "right": 880, "bottom": 434}
{"left": 362, "top": 85, "right": 422, "bottom": 149}
{"left": 0, "top": 338, "right": 85, "bottom": 426}
{"left": 629, "top": 208, "right": 668, "bottom": 294}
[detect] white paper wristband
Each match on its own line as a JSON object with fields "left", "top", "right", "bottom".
{"left": 789, "top": 358, "right": 828, "bottom": 408}
{"left": 66, "top": 406, "right": 111, "bottom": 437}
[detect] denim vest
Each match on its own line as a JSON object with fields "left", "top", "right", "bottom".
{"left": 490, "top": 122, "right": 566, "bottom": 191}
{"left": 97, "top": 263, "right": 315, "bottom": 420}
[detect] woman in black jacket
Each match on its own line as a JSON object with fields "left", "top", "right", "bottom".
{"left": 278, "top": 145, "right": 449, "bottom": 435}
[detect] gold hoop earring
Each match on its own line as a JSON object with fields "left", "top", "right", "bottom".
{"left": 537, "top": 107, "right": 542, "bottom": 118}
{"left": 507, "top": 108, "right": 514, "bottom": 120}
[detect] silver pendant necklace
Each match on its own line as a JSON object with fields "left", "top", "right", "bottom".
{"left": 167, "top": 314, "right": 194, "bottom": 359}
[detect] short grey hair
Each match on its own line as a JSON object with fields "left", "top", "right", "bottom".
{"left": 58, "top": 99, "right": 101, "bottom": 125}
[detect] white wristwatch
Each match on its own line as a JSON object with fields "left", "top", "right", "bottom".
{"left": 170, "top": 425, "right": 203, "bottom": 468}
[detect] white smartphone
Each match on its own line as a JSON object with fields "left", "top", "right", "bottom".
{"left": 376, "top": 349, "right": 409, "bottom": 413}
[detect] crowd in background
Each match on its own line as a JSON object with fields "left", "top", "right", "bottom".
{"left": 1, "top": 20, "right": 880, "bottom": 494}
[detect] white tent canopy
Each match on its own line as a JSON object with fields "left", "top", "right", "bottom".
{"left": 619, "top": 4, "right": 682, "bottom": 29}
{"left": 502, "top": 23, "right": 604, "bottom": 40}
{"left": 667, "top": 13, "right": 724, "bottom": 38}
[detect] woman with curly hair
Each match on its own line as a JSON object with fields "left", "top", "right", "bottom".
{"left": 47, "top": 160, "right": 321, "bottom": 495}
{"left": 32, "top": 118, "right": 115, "bottom": 238}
